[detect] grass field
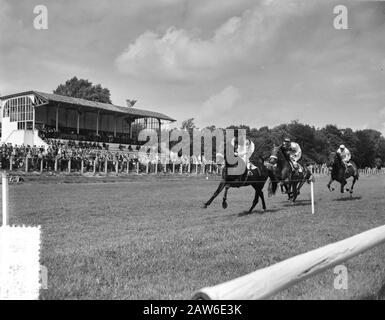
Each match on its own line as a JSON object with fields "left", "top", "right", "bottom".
{"left": 3, "top": 172, "right": 385, "bottom": 300}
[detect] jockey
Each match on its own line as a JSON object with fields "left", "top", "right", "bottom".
{"left": 337, "top": 144, "right": 351, "bottom": 172}
{"left": 281, "top": 137, "right": 302, "bottom": 171}
{"left": 231, "top": 136, "right": 256, "bottom": 176}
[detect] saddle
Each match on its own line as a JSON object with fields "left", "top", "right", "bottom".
{"left": 289, "top": 161, "right": 304, "bottom": 174}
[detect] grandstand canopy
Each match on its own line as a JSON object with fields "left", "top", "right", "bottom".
{"left": 0, "top": 90, "right": 176, "bottom": 146}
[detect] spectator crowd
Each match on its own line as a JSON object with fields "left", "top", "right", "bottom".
{"left": 0, "top": 139, "right": 221, "bottom": 174}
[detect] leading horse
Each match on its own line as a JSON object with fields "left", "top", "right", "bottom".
{"left": 268, "top": 146, "right": 312, "bottom": 202}
{"left": 327, "top": 152, "right": 359, "bottom": 196}
{"left": 203, "top": 153, "right": 271, "bottom": 214}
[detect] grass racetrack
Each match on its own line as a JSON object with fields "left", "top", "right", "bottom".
{"left": 4, "top": 173, "right": 385, "bottom": 299}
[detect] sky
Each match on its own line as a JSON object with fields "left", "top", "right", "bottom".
{"left": 1, "top": 0, "right": 385, "bottom": 134}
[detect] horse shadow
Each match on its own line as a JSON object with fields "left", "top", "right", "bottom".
{"left": 282, "top": 199, "right": 311, "bottom": 207}
{"left": 238, "top": 208, "right": 281, "bottom": 217}
{"left": 333, "top": 196, "right": 362, "bottom": 202}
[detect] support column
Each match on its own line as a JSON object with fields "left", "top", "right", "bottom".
{"left": 77, "top": 111, "right": 80, "bottom": 134}
{"left": 32, "top": 106, "right": 36, "bottom": 131}
{"left": 56, "top": 106, "right": 59, "bottom": 132}
{"left": 158, "top": 119, "right": 161, "bottom": 154}
{"left": 96, "top": 111, "right": 100, "bottom": 135}
{"left": 114, "top": 116, "right": 117, "bottom": 138}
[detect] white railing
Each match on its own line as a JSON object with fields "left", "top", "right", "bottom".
{"left": 193, "top": 224, "right": 385, "bottom": 300}
{"left": 358, "top": 168, "right": 385, "bottom": 175}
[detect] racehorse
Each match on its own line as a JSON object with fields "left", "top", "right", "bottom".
{"left": 268, "top": 145, "right": 312, "bottom": 202}
{"left": 203, "top": 153, "right": 271, "bottom": 214}
{"left": 327, "top": 152, "right": 359, "bottom": 196}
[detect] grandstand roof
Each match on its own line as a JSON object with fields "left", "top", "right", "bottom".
{"left": 0, "top": 90, "right": 176, "bottom": 122}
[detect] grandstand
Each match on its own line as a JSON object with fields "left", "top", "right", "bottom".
{"left": 0, "top": 91, "right": 176, "bottom": 151}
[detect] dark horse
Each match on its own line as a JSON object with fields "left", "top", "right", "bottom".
{"left": 327, "top": 152, "right": 359, "bottom": 196}
{"left": 268, "top": 146, "right": 312, "bottom": 202}
{"left": 203, "top": 154, "right": 271, "bottom": 214}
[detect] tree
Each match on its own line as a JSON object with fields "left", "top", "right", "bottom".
{"left": 355, "top": 130, "right": 376, "bottom": 167}
{"left": 53, "top": 77, "right": 112, "bottom": 103}
{"left": 181, "top": 118, "right": 196, "bottom": 131}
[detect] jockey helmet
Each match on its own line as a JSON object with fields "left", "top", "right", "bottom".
{"left": 283, "top": 137, "right": 291, "bottom": 147}
{"left": 340, "top": 144, "right": 345, "bottom": 149}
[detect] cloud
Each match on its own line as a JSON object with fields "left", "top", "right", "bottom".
{"left": 115, "top": 0, "right": 311, "bottom": 81}
{"left": 198, "top": 86, "right": 241, "bottom": 126}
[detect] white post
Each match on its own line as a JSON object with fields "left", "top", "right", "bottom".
{"left": 68, "top": 159, "right": 71, "bottom": 173}
{"left": 115, "top": 161, "right": 119, "bottom": 175}
{"left": 2, "top": 172, "right": 9, "bottom": 226}
{"left": 310, "top": 180, "right": 315, "bottom": 215}
{"left": 81, "top": 160, "right": 84, "bottom": 174}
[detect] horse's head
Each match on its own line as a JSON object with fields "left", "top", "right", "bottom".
{"left": 269, "top": 146, "right": 282, "bottom": 165}
{"left": 327, "top": 151, "right": 340, "bottom": 168}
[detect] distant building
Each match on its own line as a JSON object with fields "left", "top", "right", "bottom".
{"left": 0, "top": 91, "right": 175, "bottom": 147}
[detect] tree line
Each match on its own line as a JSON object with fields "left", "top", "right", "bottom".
{"left": 181, "top": 119, "right": 385, "bottom": 169}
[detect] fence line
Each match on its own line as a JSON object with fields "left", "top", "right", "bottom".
{"left": 193, "top": 224, "right": 385, "bottom": 300}
{"left": 4, "top": 156, "right": 226, "bottom": 175}
{"left": 2, "top": 156, "right": 385, "bottom": 176}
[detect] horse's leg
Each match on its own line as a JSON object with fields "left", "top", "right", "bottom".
{"left": 248, "top": 186, "right": 260, "bottom": 213}
{"left": 291, "top": 182, "right": 298, "bottom": 202}
{"left": 296, "top": 176, "right": 306, "bottom": 196}
{"left": 222, "top": 185, "right": 230, "bottom": 209}
{"left": 203, "top": 181, "right": 225, "bottom": 208}
{"left": 327, "top": 177, "right": 334, "bottom": 191}
{"left": 349, "top": 177, "right": 357, "bottom": 197}
{"left": 287, "top": 182, "right": 293, "bottom": 200}
{"left": 258, "top": 188, "right": 267, "bottom": 211}
{"left": 340, "top": 179, "right": 346, "bottom": 193}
